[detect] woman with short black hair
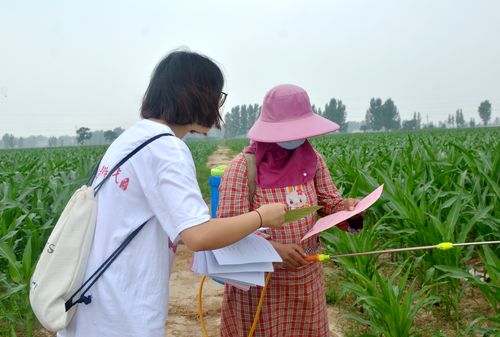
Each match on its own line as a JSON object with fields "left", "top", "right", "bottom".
{"left": 57, "top": 50, "right": 286, "bottom": 337}
{"left": 141, "top": 50, "right": 225, "bottom": 129}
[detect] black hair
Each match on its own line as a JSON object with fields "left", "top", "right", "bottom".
{"left": 141, "top": 50, "right": 224, "bottom": 129}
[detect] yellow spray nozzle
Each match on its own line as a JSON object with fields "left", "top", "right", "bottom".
{"left": 304, "top": 254, "right": 330, "bottom": 262}
{"left": 317, "top": 254, "right": 330, "bottom": 262}
{"left": 436, "top": 242, "right": 454, "bottom": 250}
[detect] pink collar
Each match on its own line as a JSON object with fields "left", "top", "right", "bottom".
{"left": 243, "top": 140, "right": 318, "bottom": 188}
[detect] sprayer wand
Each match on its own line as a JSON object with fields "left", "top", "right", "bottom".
{"left": 304, "top": 240, "right": 500, "bottom": 262}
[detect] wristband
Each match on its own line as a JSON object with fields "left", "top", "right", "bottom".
{"left": 254, "top": 209, "right": 263, "bottom": 228}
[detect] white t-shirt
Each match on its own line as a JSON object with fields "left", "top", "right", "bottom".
{"left": 58, "top": 119, "right": 210, "bottom": 337}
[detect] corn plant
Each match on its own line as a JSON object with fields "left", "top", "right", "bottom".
{"left": 341, "top": 261, "right": 438, "bottom": 337}
{"left": 314, "top": 128, "right": 499, "bottom": 331}
{"left": 186, "top": 139, "right": 220, "bottom": 200}
{"left": 0, "top": 146, "right": 103, "bottom": 335}
{"left": 435, "top": 244, "right": 500, "bottom": 312}
{"left": 0, "top": 142, "right": 218, "bottom": 335}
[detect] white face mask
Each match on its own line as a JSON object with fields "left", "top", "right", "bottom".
{"left": 277, "top": 139, "right": 306, "bottom": 150}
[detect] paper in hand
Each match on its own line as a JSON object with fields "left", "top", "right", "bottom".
{"left": 301, "top": 185, "right": 384, "bottom": 241}
{"left": 191, "top": 234, "right": 282, "bottom": 290}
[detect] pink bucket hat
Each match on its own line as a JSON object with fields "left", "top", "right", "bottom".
{"left": 247, "top": 84, "right": 340, "bottom": 142}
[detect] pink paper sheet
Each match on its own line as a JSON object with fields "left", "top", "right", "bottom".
{"left": 301, "top": 184, "right": 384, "bottom": 241}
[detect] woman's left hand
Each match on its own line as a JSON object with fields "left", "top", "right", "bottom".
{"left": 341, "top": 198, "right": 359, "bottom": 211}
{"left": 338, "top": 198, "right": 364, "bottom": 232}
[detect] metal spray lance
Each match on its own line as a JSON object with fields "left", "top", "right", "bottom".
{"left": 304, "top": 241, "right": 500, "bottom": 262}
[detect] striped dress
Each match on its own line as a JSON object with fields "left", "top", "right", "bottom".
{"left": 216, "top": 152, "right": 344, "bottom": 337}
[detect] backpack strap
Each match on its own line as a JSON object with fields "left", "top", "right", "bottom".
{"left": 243, "top": 153, "right": 257, "bottom": 208}
{"left": 65, "top": 219, "right": 148, "bottom": 311}
{"left": 65, "top": 132, "right": 173, "bottom": 312}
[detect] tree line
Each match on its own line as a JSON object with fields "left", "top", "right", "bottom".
{"left": 0, "top": 100, "right": 495, "bottom": 148}
{"left": 222, "top": 98, "right": 494, "bottom": 137}
{"left": 1, "top": 127, "right": 124, "bottom": 149}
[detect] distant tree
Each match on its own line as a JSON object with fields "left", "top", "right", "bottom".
{"left": 402, "top": 120, "right": 415, "bottom": 130}
{"left": 58, "top": 135, "right": 76, "bottom": 147}
{"left": 223, "top": 104, "right": 260, "bottom": 138}
{"left": 448, "top": 114, "right": 455, "bottom": 127}
{"left": 364, "top": 98, "right": 400, "bottom": 131}
{"left": 469, "top": 118, "right": 476, "bottom": 128}
{"left": 224, "top": 106, "right": 241, "bottom": 138}
{"left": 88, "top": 130, "right": 105, "bottom": 145}
{"left": 365, "top": 98, "right": 383, "bottom": 130}
{"left": 240, "top": 104, "right": 249, "bottom": 134}
{"left": 76, "top": 127, "right": 92, "bottom": 145}
{"left": 402, "top": 112, "right": 422, "bottom": 131}
{"left": 248, "top": 104, "right": 260, "bottom": 127}
{"left": 2, "top": 133, "right": 15, "bottom": 148}
{"left": 415, "top": 112, "right": 422, "bottom": 129}
{"left": 382, "top": 99, "right": 401, "bottom": 130}
{"left": 323, "top": 98, "right": 347, "bottom": 132}
{"left": 48, "top": 136, "right": 58, "bottom": 147}
{"left": 347, "top": 121, "right": 365, "bottom": 132}
{"left": 455, "top": 109, "right": 465, "bottom": 128}
{"left": 18, "top": 137, "right": 24, "bottom": 148}
{"left": 478, "top": 100, "right": 492, "bottom": 126}
{"left": 113, "top": 127, "right": 125, "bottom": 137}
{"left": 104, "top": 130, "right": 118, "bottom": 143}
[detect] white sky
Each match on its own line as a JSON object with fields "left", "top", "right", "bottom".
{"left": 1, "top": 0, "right": 499, "bottom": 137}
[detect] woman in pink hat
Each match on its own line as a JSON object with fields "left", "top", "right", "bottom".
{"left": 216, "top": 84, "right": 363, "bottom": 336}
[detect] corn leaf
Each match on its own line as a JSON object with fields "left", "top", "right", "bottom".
{"left": 284, "top": 205, "right": 323, "bottom": 223}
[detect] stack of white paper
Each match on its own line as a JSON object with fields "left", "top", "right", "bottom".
{"left": 191, "top": 234, "right": 282, "bottom": 291}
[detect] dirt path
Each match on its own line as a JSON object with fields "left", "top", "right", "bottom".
{"left": 165, "top": 145, "right": 345, "bottom": 337}
{"left": 166, "top": 145, "right": 232, "bottom": 336}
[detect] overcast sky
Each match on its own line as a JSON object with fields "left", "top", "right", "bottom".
{"left": 1, "top": 0, "right": 499, "bottom": 137}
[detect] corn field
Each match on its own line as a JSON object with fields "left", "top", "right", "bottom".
{"left": 0, "top": 140, "right": 217, "bottom": 336}
{"left": 0, "top": 128, "right": 498, "bottom": 336}
{"left": 312, "top": 128, "right": 499, "bottom": 336}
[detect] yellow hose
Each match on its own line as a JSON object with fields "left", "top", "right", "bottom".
{"left": 198, "top": 276, "right": 209, "bottom": 337}
{"left": 198, "top": 273, "right": 272, "bottom": 337}
{"left": 247, "top": 272, "right": 272, "bottom": 337}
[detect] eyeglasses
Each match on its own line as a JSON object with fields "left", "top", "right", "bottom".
{"left": 219, "top": 92, "right": 228, "bottom": 108}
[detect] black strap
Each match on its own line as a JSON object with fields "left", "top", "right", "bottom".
{"left": 65, "top": 132, "right": 173, "bottom": 312}
{"left": 65, "top": 220, "right": 148, "bottom": 311}
{"left": 87, "top": 160, "right": 101, "bottom": 186}
{"left": 93, "top": 133, "right": 173, "bottom": 194}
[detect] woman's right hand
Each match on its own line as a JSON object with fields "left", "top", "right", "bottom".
{"left": 256, "top": 203, "right": 286, "bottom": 228}
{"left": 271, "top": 242, "right": 308, "bottom": 270}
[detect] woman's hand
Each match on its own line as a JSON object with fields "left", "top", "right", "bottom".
{"left": 271, "top": 242, "right": 309, "bottom": 271}
{"left": 256, "top": 203, "right": 286, "bottom": 228}
{"left": 341, "top": 198, "right": 359, "bottom": 211}
{"left": 338, "top": 198, "right": 364, "bottom": 232}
